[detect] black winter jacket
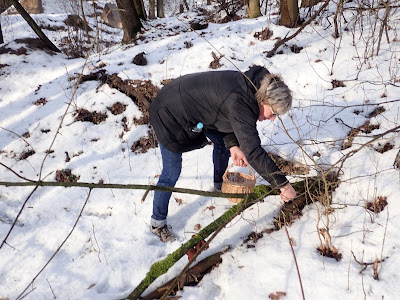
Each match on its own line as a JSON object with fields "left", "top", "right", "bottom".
{"left": 149, "top": 66, "right": 288, "bottom": 189}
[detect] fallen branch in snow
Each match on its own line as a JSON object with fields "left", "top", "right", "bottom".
{"left": 351, "top": 251, "right": 388, "bottom": 273}
{"left": 0, "top": 179, "right": 242, "bottom": 199}
{"left": 142, "top": 248, "right": 229, "bottom": 299}
{"left": 125, "top": 176, "right": 339, "bottom": 300}
{"left": 266, "top": 0, "right": 331, "bottom": 58}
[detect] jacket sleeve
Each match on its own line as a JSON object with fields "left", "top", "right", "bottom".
{"left": 222, "top": 133, "right": 239, "bottom": 149}
{"left": 229, "top": 100, "right": 289, "bottom": 190}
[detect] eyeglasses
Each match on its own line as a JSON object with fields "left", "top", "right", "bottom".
{"left": 270, "top": 106, "right": 277, "bottom": 117}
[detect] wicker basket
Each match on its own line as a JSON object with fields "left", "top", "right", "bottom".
{"left": 221, "top": 163, "right": 256, "bottom": 203}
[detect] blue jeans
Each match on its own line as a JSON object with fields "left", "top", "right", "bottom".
{"left": 151, "top": 129, "right": 230, "bottom": 226}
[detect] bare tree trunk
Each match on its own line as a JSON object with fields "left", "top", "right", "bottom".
{"left": 133, "top": 0, "right": 147, "bottom": 20}
{"left": 247, "top": 0, "right": 261, "bottom": 19}
{"left": 0, "top": 0, "right": 11, "bottom": 43}
{"left": 0, "top": 22, "right": 3, "bottom": 44}
{"left": 116, "top": 0, "right": 143, "bottom": 44}
{"left": 157, "top": 0, "right": 165, "bottom": 18}
{"left": 9, "top": 0, "right": 60, "bottom": 51}
{"left": 20, "top": 0, "right": 43, "bottom": 14}
{"left": 148, "top": 0, "right": 155, "bottom": 19}
{"left": 280, "top": 0, "right": 299, "bottom": 27}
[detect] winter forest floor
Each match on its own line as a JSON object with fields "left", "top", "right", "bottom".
{"left": 1, "top": 1, "right": 400, "bottom": 300}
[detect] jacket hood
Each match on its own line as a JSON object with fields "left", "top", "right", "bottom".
{"left": 244, "top": 65, "right": 270, "bottom": 92}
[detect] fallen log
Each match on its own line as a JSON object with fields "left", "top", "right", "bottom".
{"left": 141, "top": 248, "right": 228, "bottom": 300}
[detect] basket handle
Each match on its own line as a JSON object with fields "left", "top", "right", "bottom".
{"left": 223, "top": 162, "right": 255, "bottom": 180}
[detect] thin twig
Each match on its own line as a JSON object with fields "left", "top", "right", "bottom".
{"left": 0, "top": 162, "right": 36, "bottom": 182}
{"left": 0, "top": 125, "right": 33, "bottom": 147}
{"left": 16, "top": 189, "right": 92, "bottom": 300}
{"left": 141, "top": 185, "right": 153, "bottom": 202}
{"left": 46, "top": 278, "right": 57, "bottom": 299}
{"left": 284, "top": 221, "right": 305, "bottom": 300}
{"left": 92, "top": 221, "right": 102, "bottom": 263}
{"left": 0, "top": 185, "right": 39, "bottom": 249}
{"left": 351, "top": 251, "right": 387, "bottom": 267}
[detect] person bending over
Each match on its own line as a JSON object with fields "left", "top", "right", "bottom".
{"left": 149, "top": 65, "right": 297, "bottom": 242}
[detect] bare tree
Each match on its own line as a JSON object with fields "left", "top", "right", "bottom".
{"left": 148, "top": 0, "right": 155, "bottom": 19}
{"left": 280, "top": 0, "right": 299, "bottom": 27}
{"left": 133, "top": 0, "right": 146, "bottom": 20}
{"left": 157, "top": 0, "right": 165, "bottom": 18}
{"left": 247, "top": 0, "right": 261, "bottom": 19}
{"left": 116, "top": 0, "right": 143, "bottom": 44}
{"left": 8, "top": 0, "right": 60, "bottom": 51}
{"left": 0, "top": 0, "right": 11, "bottom": 44}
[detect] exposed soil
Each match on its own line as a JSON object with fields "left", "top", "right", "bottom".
{"left": 132, "top": 52, "right": 147, "bottom": 66}
{"left": 20, "top": 149, "right": 35, "bottom": 160}
{"left": 368, "top": 106, "right": 386, "bottom": 118}
{"left": 55, "top": 169, "right": 79, "bottom": 182}
{"left": 80, "top": 70, "right": 159, "bottom": 126}
{"left": 254, "top": 27, "right": 273, "bottom": 41}
{"left": 15, "top": 38, "right": 55, "bottom": 53}
{"left": 107, "top": 102, "right": 127, "bottom": 115}
{"left": 342, "top": 120, "right": 380, "bottom": 150}
{"left": 268, "top": 153, "right": 310, "bottom": 175}
{"left": 317, "top": 245, "right": 343, "bottom": 261}
{"left": 366, "top": 196, "right": 388, "bottom": 213}
{"left": 64, "top": 14, "right": 92, "bottom": 31}
{"left": 375, "top": 142, "right": 394, "bottom": 154}
{"left": 0, "top": 46, "right": 28, "bottom": 55}
{"left": 34, "top": 98, "right": 48, "bottom": 106}
{"left": 74, "top": 108, "right": 107, "bottom": 124}
{"left": 209, "top": 51, "right": 223, "bottom": 69}
{"left": 331, "top": 79, "right": 346, "bottom": 88}
{"left": 131, "top": 131, "right": 158, "bottom": 154}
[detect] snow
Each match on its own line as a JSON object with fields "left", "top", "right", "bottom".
{"left": 1, "top": 1, "right": 400, "bottom": 299}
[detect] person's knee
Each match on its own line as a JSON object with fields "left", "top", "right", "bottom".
{"left": 159, "top": 168, "right": 181, "bottom": 185}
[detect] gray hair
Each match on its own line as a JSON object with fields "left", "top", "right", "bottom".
{"left": 255, "top": 74, "right": 292, "bottom": 115}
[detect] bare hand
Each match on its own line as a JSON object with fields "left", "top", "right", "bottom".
{"left": 280, "top": 184, "right": 296, "bottom": 202}
{"left": 229, "top": 146, "right": 248, "bottom": 167}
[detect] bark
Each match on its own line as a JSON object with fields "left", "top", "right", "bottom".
{"left": 148, "top": 0, "right": 155, "bottom": 19}
{"left": 280, "top": 0, "right": 299, "bottom": 28}
{"left": 0, "top": 0, "right": 11, "bottom": 44}
{"left": 9, "top": 0, "right": 60, "bottom": 52}
{"left": 133, "top": 0, "right": 146, "bottom": 20}
{"left": 157, "top": 0, "right": 165, "bottom": 18}
{"left": 0, "top": 22, "right": 3, "bottom": 44}
{"left": 116, "top": 0, "right": 142, "bottom": 44}
{"left": 141, "top": 249, "right": 227, "bottom": 300}
{"left": 0, "top": 0, "right": 11, "bottom": 13}
{"left": 20, "top": 0, "right": 43, "bottom": 14}
{"left": 247, "top": 0, "right": 261, "bottom": 19}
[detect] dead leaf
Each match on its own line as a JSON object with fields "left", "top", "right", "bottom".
{"left": 269, "top": 291, "right": 286, "bottom": 299}
{"left": 194, "top": 223, "right": 202, "bottom": 231}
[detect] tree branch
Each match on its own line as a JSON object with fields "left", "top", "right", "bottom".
{"left": 267, "top": 0, "right": 331, "bottom": 58}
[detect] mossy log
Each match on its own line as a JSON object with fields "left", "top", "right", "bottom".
{"left": 141, "top": 248, "right": 228, "bottom": 300}
{"left": 126, "top": 175, "right": 339, "bottom": 300}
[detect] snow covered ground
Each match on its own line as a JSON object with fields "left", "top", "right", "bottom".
{"left": 1, "top": 1, "right": 399, "bottom": 299}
